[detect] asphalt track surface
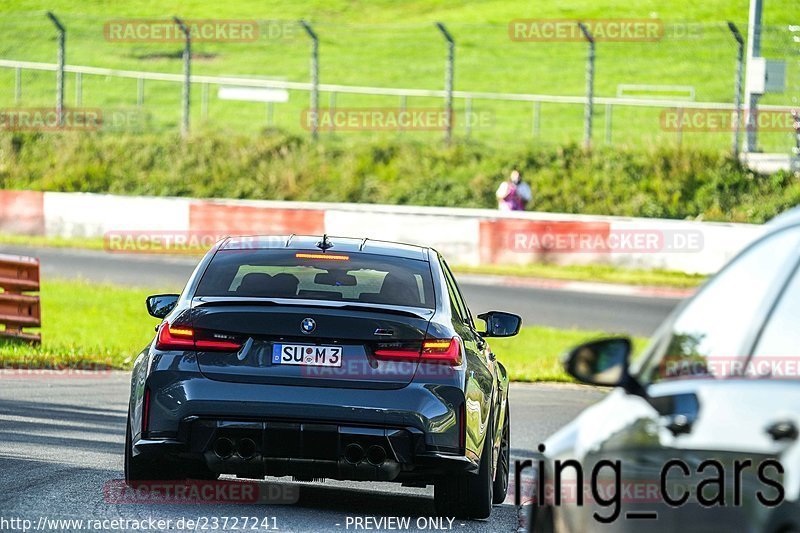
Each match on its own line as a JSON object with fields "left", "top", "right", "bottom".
{"left": 0, "top": 244, "right": 675, "bottom": 531}
{"left": 0, "top": 375, "right": 604, "bottom": 532}
{"left": 0, "top": 245, "right": 681, "bottom": 337}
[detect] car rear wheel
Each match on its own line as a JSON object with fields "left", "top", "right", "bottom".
{"left": 492, "top": 405, "right": 510, "bottom": 504}
{"left": 434, "top": 418, "right": 494, "bottom": 519}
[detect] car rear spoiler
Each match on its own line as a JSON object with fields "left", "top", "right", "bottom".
{"left": 191, "top": 297, "right": 433, "bottom": 319}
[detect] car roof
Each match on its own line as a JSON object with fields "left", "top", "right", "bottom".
{"left": 220, "top": 235, "right": 430, "bottom": 261}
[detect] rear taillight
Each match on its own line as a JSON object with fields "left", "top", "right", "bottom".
{"left": 373, "top": 344, "right": 420, "bottom": 360}
{"left": 155, "top": 322, "right": 242, "bottom": 351}
{"left": 373, "top": 337, "right": 462, "bottom": 366}
{"left": 421, "top": 337, "right": 462, "bottom": 365}
{"left": 155, "top": 322, "right": 194, "bottom": 350}
{"left": 195, "top": 337, "right": 242, "bottom": 350}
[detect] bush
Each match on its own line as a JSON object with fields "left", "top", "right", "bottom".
{"left": 1, "top": 130, "right": 797, "bottom": 223}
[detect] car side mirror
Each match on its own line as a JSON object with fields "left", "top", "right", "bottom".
{"left": 146, "top": 294, "right": 179, "bottom": 319}
{"left": 564, "top": 337, "right": 632, "bottom": 387}
{"left": 477, "top": 311, "right": 522, "bottom": 337}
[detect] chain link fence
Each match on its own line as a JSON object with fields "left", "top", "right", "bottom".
{"left": 0, "top": 12, "right": 797, "bottom": 154}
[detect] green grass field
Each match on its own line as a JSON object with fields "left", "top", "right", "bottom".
{"left": 489, "top": 326, "right": 647, "bottom": 382}
{"left": 0, "top": 280, "right": 162, "bottom": 369}
{"left": 0, "top": 278, "right": 646, "bottom": 382}
{"left": 0, "top": 0, "right": 797, "bottom": 150}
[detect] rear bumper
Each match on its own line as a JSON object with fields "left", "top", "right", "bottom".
{"left": 133, "top": 367, "right": 472, "bottom": 481}
{"left": 135, "top": 416, "right": 476, "bottom": 482}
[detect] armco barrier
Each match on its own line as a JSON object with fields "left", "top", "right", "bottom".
{"left": 43, "top": 191, "right": 190, "bottom": 238}
{"left": 189, "top": 200, "right": 325, "bottom": 235}
{"left": 478, "top": 218, "right": 612, "bottom": 264}
{"left": 0, "top": 254, "right": 41, "bottom": 343}
{"left": 0, "top": 190, "right": 44, "bottom": 235}
{"left": 0, "top": 189, "right": 768, "bottom": 274}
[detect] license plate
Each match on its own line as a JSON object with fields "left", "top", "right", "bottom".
{"left": 272, "top": 344, "right": 343, "bottom": 367}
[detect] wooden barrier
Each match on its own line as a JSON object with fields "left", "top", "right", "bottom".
{"left": 0, "top": 254, "right": 41, "bottom": 343}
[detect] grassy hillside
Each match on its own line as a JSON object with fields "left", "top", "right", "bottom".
{"left": 0, "top": 1, "right": 796, "bottom": 150}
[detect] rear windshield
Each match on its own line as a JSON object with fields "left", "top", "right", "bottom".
{"left": 195, "top": 249, "right": 436, "bottom": 309}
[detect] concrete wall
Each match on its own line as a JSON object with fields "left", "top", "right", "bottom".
{"left": 0, "top": 190, "right": 766, "bottom": 274}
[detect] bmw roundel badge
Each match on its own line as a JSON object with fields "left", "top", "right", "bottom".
{"left": 301, "top": 317, "right": 316, "bottom": 334}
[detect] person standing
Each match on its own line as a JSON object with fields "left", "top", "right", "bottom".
{"left": 495, "top": 169, "right": 531, "bottom": 211}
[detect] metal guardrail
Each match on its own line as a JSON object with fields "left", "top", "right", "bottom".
{"left": 0, "top": 254, "right": 41, "bottom": 344}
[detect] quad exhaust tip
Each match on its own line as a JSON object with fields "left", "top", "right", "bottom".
{"left": 344, "top": 443, "right": 386, "bottom": 465}
{"left": 213, "top": 437, "right": 234, "bottom": 459}
{"left": 344, "top": 443, "right": 364, "bottom": 464}
{"left": 366, "top": 445, "right": 387, "bottom": 466}
{"left": 216, "top": 438, "right": 386, "bottom": 465}
{"left": 237, "top": 438, "right": 257, "bottom": 460}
